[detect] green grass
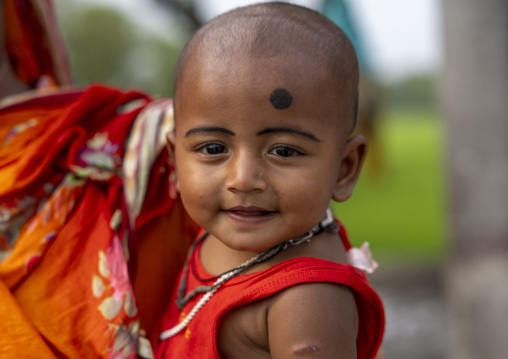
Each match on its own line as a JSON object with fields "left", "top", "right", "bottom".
{"left": 331, "top": 108, "right": 448, "bottom": 263}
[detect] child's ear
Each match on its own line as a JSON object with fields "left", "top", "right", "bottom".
{"left": 166, "top": 131, "right": 180, "bottom": 193}
{"left": 332, "top": 134, "right": 368, "bottom": 202}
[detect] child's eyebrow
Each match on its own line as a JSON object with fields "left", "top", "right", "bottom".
{"left": 257, "top": 128, "right": 321, "bottom": 142}
{"left": 184, "top": 127, "right": 235, "bottom": 137}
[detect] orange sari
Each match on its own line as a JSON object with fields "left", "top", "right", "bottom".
{"left": 2, "top": 1, "right": 198, "bottom": 357}
{"left": 0, "top": 86, "right": 197, "bottom": 358}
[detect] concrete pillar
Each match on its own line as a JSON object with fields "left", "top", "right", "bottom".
{"left": 442, "top": 0, "right": 508, "bottom": 357}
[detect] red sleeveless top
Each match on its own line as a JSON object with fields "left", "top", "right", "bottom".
{"left": 155, "top": 227, "right": 385, "bottom": 358}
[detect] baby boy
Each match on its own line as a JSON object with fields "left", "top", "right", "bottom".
{"left": 156, "top": 2, "right": 384, "bottom": 358}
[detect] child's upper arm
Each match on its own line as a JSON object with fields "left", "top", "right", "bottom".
{"left": 267, "top": 282, "right": 358, "bottom": 358}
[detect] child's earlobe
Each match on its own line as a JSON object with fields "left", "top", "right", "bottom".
{"left": 332, "top": 135, "right": 368, "bottom": 202}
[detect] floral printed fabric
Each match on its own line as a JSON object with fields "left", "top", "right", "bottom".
{"left": 0, "top": 86, "right": 176, "bottom": 358}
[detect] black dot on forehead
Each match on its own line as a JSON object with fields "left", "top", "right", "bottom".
{"left": 269, "top": 88, "right": 293, "bottom": 110}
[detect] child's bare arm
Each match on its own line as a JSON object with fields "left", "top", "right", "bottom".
{"left": 267, "top": 282, "right": 358, "bottom": 358}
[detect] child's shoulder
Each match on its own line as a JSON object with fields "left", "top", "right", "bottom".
{"left": 267, "top": 280, "right": 358, "bottom": 356}
{"left": 219, "top": 258, "right": 359, "bottom": 358}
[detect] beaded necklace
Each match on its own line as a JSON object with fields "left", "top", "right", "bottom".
{"left": 160, "top": 208, "right": 335, "bottom": 340}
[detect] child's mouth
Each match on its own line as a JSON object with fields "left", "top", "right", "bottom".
{"left": 225, "top": 207, "right": 276, "bottom": 223}
{"left": 231, "top": 210, "right": 272, "bottom": 216}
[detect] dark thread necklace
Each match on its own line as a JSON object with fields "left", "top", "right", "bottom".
{"left": 160, "top": 209, "right": 335, "bottom": 341}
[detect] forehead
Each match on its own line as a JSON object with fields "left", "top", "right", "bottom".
{"left": 176, "top": 52, "right": 344, "bottom": 127}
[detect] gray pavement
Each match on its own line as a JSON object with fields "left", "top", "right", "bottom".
{"left": 370, "top": 263, "right": 447, "bottom": 359}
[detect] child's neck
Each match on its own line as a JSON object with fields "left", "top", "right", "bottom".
{"left": 200, "top": 234, "right": 261, "bottom": 275}
{"left": 200, "top": 230, "right": 347, "bottom": 277}
{"left": 199, "top": 211, "right": 347, "bottom": 276}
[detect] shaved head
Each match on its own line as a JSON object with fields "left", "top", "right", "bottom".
{"left": 174, "top": 2, "right": 359, "bottom": 132}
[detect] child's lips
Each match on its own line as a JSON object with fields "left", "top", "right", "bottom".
{"left": 227, "top": 206, "right": 273, "bottom": 214}
{"left": 224, "top": 206, "right": 276, "bottom": 223}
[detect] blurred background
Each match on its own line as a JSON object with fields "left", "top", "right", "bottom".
{"left": 51, "top": 1, "right": 507, "bottom": 358}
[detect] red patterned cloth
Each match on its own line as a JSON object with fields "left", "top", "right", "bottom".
{"left": 4, "top": 0, "right": 72, "bottom": 88}
{"left": 2, "top": 2, "right": 199, "bottom": 356}
{"left": 0, "top": 85, "right": 197, "bottom": 358}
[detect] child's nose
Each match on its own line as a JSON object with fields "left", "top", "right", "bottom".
{"left": 226, "top": 150, "right": 267, "bottom": 193}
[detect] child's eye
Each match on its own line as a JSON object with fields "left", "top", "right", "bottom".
{"left": 197, "top": 143, "right": 227, "bottom": 155}
{"left": 269, "top": 146, "right": 301, "bottom": 158}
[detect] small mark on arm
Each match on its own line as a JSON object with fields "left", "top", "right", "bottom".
{"left": 292, "top": 344, "right": 320, "bottom": 355}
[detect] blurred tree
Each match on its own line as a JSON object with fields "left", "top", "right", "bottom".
{"left": 61, "top": 6, "right": 135, "bottom": 88}
{"left": 57, "top": 2, "right": 186, "bottom": 97}
{"left": 388, "top": 74, "right": 436, "bottom": 111}
{"left": 125, "top": 37, "right": 182, "bottom": 96}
